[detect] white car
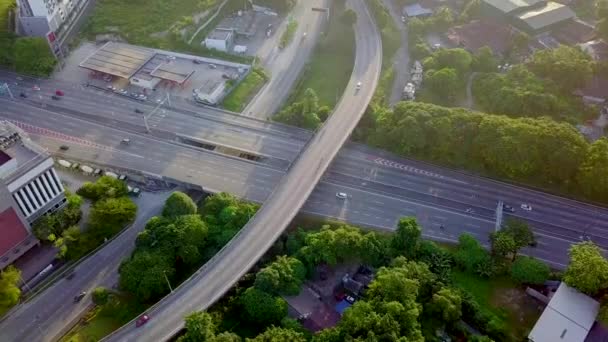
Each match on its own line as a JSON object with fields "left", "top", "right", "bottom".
{"left": 520, "top": 204, "right": 532, "bottom": 211}
{"left": 336, "top": 192, "right": 348, "bottom": 199}
{"left": 356, "top": 81, "right": 362, "bottom": 90}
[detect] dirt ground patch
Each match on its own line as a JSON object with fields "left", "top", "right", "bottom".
{"left": 492, "top": 287, "right": 544, "bottom": 339}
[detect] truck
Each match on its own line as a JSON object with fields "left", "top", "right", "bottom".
{"left": 402, "top": 82, "right": 416, "bottom": 100}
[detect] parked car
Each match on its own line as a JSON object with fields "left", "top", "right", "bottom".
{"left": 73, "top": 291, "right": 86, "bottom": 303}
{"left": 346, "top": 295, "right": 356, "bottom": 304}
{"left": 136, "top": 314, "right": 150, "bottom": 327}
{"left": 336, "top": 192, "right": 347, "bottom": 199}
{"left": 502, "top": 204, "right": 515, "bottom": 213}
{"left": 55, "top": 90, "right": 64, "bottom": 96}
{"left": 93, "top": 168, "right": 102, "bottom": 176}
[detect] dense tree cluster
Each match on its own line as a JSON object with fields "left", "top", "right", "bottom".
{"left": 274, "top": 89, "right": 328, "bottom": 129}
{"left": 367, "top": 101, "right": 606, "bottom": 202}
{"left": 32, "top": 190, "right": 82, "bottom": 242}
{"left": 119, "top": 192, "right": 256, "bottom": 302}
{"left": 77, "top": 176, "right": 129, "bottom": 201}
{"left": 528, "top": 45, "right": 594, "bottom": 92}
{"left": 254, "top": 256, "right": 306, "bottom": 295}
{"left": 0, "top": 266, "right": 21, "bottom": 314}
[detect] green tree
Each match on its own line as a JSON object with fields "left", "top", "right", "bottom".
{"left": 340, "top": 8, "right": 357, "bottom": 25}
{"left": 391, "top": 217, "right": 421, "bottom": 258}
{"left": 510, "top": 256, "right": 550, "bottom": 285}
{"left": 564, "top": 241, "right": 608, "bottom": 295}
{"left": 427, "top": 288, "right": 462, "bottom": 323}
{"left": 598, "top": 297, "right": 608, "bottom": 327}
{"left": 503, "top": 219, "right": 535, "bottom": 251}
{"left": 254, "top": 256, "right": 306, "bottom": 295}
{"left": 178, "top": 311, "right": 217, "bottom": 342}
{"left": 247, "top": 326, "right": 306, "bottom": 342}
{"left": 489, "top": 230, "right": 517, "bottom": 259}
{"left": 119, "top": 251, "right": 175, "bottom": 301}
{"left": 0, "top": 266, "right": 21, "bottom": 313}
{"left": 77, "top": 176, "right": 128, "bottom": 201}
{"left": 424, "top": 48, "right": 473, "bottom": 75}
{"left": 528, "top": 45, "right": 593, "bottom": 92}
{"left": 240, "top": 287, "right": 287, "bottom": 325}
{"left": 577, "top": 138, "right": 608, "bottom": 202}
{"left": 163, "top": 191, "right": 197, "bottom": 218}
{"left": 13, "top": 37, "right": 56, "bottom": 76}
{"left": 473, "top": 46, "right": 498, "bottom": 73}
{"left": 88, "top": 197, "right": 137, "bottom": 234}
{"left": 274, "top": 88, "right": 322, "bottom": 129}
{"left": 92, "top": 286, "right": 111, "bottom": 305}
{"left": 453, "top": 234, "right": 493, "bottom": 277}
{"left": 425, "top": 68, "right": 460, "bottom": 102}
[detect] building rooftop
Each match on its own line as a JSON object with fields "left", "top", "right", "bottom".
{"left": 528, "top": 283, "right": 599, "bottom": 342}
{"left": 580, "top": 40, "right": 608, "bottom": 61}
{"left": 150, "top": 62, "right": 195, "bottom": 84}
{"left": 403, "top": 3, "right": 433, "bottom": 17}
{"left": 79, "top": 41, "right": 155, "bottom": 79}
{"left": 0, "top": 207, "right": 29, "bottom": 258}
{"left": 482, "top": 0, "right": 545, "bottom": 14}
{"left": 217, "top": 11, "right": 257, "bottom": 37}
{"left": 0, "top": 121, "right": 50, "bottom": 183}
{"left": 552, "top": 19, "right": 595, "bottom": 45}
{"left": 516, "top": 1, "right": 575, "bottom": 31}
{"left": 447, "top": 20, "right": 513, "bottom": 55}
{"left": 207, "top": 28, "right": 233, "bottom": 41}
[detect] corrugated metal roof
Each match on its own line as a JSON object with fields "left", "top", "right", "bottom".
{"left": 528, "top": 283, "right": 599, "bottom": 342}
{"left": 482, "top": 0, "right": 544, "bottom": 14}
{"left": 516, "top": 1, "right": 575, "bottom": 31}
{"left": 79, "top": 42, "right": 155, "bottom": 79}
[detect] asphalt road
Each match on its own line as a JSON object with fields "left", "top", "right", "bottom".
{"left": 242, "top": 0, "right": 327, "bottom": 118}
{"left": 382, "top": 0, "right": 411, "bottom": 106}
{"left": 0, "top": 191, "right": 171, "bottom": 342}
{"left": 102, "top": 0, "right": 381, "bottom": 340}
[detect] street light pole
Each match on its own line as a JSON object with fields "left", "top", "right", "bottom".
{"left": 163, "top": 271, "right": 173, "bottom": 293}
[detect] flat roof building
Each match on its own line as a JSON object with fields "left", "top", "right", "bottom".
{"left": 0, "top": 121, "right": 66, "bottom": 269}
{"left": 514, "top": 1, "right": 575, "bottom": 33}
{"left": 204, "top": 28, "right": 235, "bottom": 53}
{"left": 402, "top": 3, "right": 433, "bottom": 18}
{"left": 528, "top": 282, "right": 599, "bottom": 342}
{"left": 482, "top": 0, "right": 545, "bottom": 15}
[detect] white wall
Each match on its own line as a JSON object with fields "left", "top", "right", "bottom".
{"left": 205, "top": 38, "right": 228, "bottom": 52}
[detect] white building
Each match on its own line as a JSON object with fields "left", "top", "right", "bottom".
{"left": 204, "top": 28, "right": 234, "bottom": 52}
{"left": 528, "top": 282, "right": 600, "bottom": 342}
{"left": 17, "top": 0, "right": 89, "bottom": 42}
{"left": 0, "top": 121, "right": 66, "bottom": 269}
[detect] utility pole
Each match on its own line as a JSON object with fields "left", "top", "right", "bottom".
{"left": 495, "top": 201, "right": 504, "bottom": 232}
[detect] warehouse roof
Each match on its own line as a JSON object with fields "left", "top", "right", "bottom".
{"left": 150, "top": 62, "right": 195, "bottom": 84}
{"left": 528, "top": 283, "right": 599, "bottom": 342}
{"left": 79, "top": 42, "right": 155, "bottom": 79}
{"left": 516, "top": 1, "right": 575, "bottom": 31}
{"left": 482, "top": 0, "right": 544, "bottom": 14}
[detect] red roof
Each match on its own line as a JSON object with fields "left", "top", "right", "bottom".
{"left": 0, "top": 208, "right": 29, "bottom": 257}
{"left": 447, "top": 20, "right": 513, "bottom": 55}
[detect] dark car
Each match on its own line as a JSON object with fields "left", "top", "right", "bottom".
{"left": 73, "top": 291, "right": 86, "bottom": 303}
{"left": 59, "top": 145, "right": 69, "bottom": 151}
{"left": 51, "top": 95, "right": 60, "bottom": 100}
{"left": 502, "top": 204, "right": 515, "bottom": 213}
{"left": 134, "top": 108, "right": 144, "bottom": 114}
{"left": 19, "top": 92, "right": 27, "bottom": 98}
{"left": 136, "top": 314, "right": 150, "bottom": 327}
{"left": 193, "top": 59, "right": 202, "bottom": 64}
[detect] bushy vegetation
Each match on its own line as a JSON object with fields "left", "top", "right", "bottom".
{"left": 0, "top": 0, "right": 56, "bottom": 76}
{"left": 0, "top": 266, "right": 21, "bottom": 316}
{"left": 279, "top": 19, "right": 298, "bottom": 49}
{"left": 274, "top": 88, "right": 329, "bottom": 129}
{"left": 286, "top": 0, "right": 355, "bottom": 109}
{"left": 222, "top": 67, "right": 268, "bottom": 112}
{"left": 365, "top": 101, "right": 608, "bottom": 203}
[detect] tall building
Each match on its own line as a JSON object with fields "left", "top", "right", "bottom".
{"left": 17, "top": 0, "right": 89, "bottom": 44}
{"left": 0, "top": 121, "right": 66, "bottom": 270}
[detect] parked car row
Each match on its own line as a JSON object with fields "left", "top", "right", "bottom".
{"left": 56, "top": 159, "right": 141, "bottom": 196}
{"left": 106, "top": 85, "right": 148, "bottom": 101}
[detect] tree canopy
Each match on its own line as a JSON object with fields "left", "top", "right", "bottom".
{"left": 77, "top": 176, "right": 129, "bottom": 201}
{"left": 564, "top": 241, "right": 608, "bottom": 295}
{"left": 0, "top": 266, "right": 21, "bottom": 313}
{"left": 528, "top": 45, "right": 593, "bottom": 92}
{"left": 162, "top": 191, "right": 197, "bottom": 218}
{"left": 274, "top": 88, "right": 324, "bottom": 129}
{"left": 510, "top": 256, "right": 550, "bottom": 285}
{"left": 240, "top": 287, "right": 288, "bottom": 325}
{"left": 254, "top": 256, "right": 306, "bottom": 295}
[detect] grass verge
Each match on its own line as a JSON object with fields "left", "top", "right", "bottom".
{"left": 287, "top": 2, "right": 355, "bottom": 108}
{"left": 279, "top": 19, "right": 298, "bottom": 49}
{"left": 452, "top": 270, "right": 541, "bottom": 341}
{"left": 222, "top": 67, "right": 268, "bottom": 112}
{"left": 61, "top": 294, "right": 147, "bottom": 342}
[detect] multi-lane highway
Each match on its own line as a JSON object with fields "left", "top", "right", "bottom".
{"left": 103, "top": 0, "right": 381, "bottom": 340}
{"left": 0, "top": 0, "right": 607, "bottom": 340}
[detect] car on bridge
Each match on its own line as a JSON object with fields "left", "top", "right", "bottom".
{"left": 521, "top": 204, "right": 532, "bottom": 211}
{"left": 136, "top": 314, "right": 150, "bottom": 327}
{"left": 336, "top": 192, "right": 348, "bottom": 199}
